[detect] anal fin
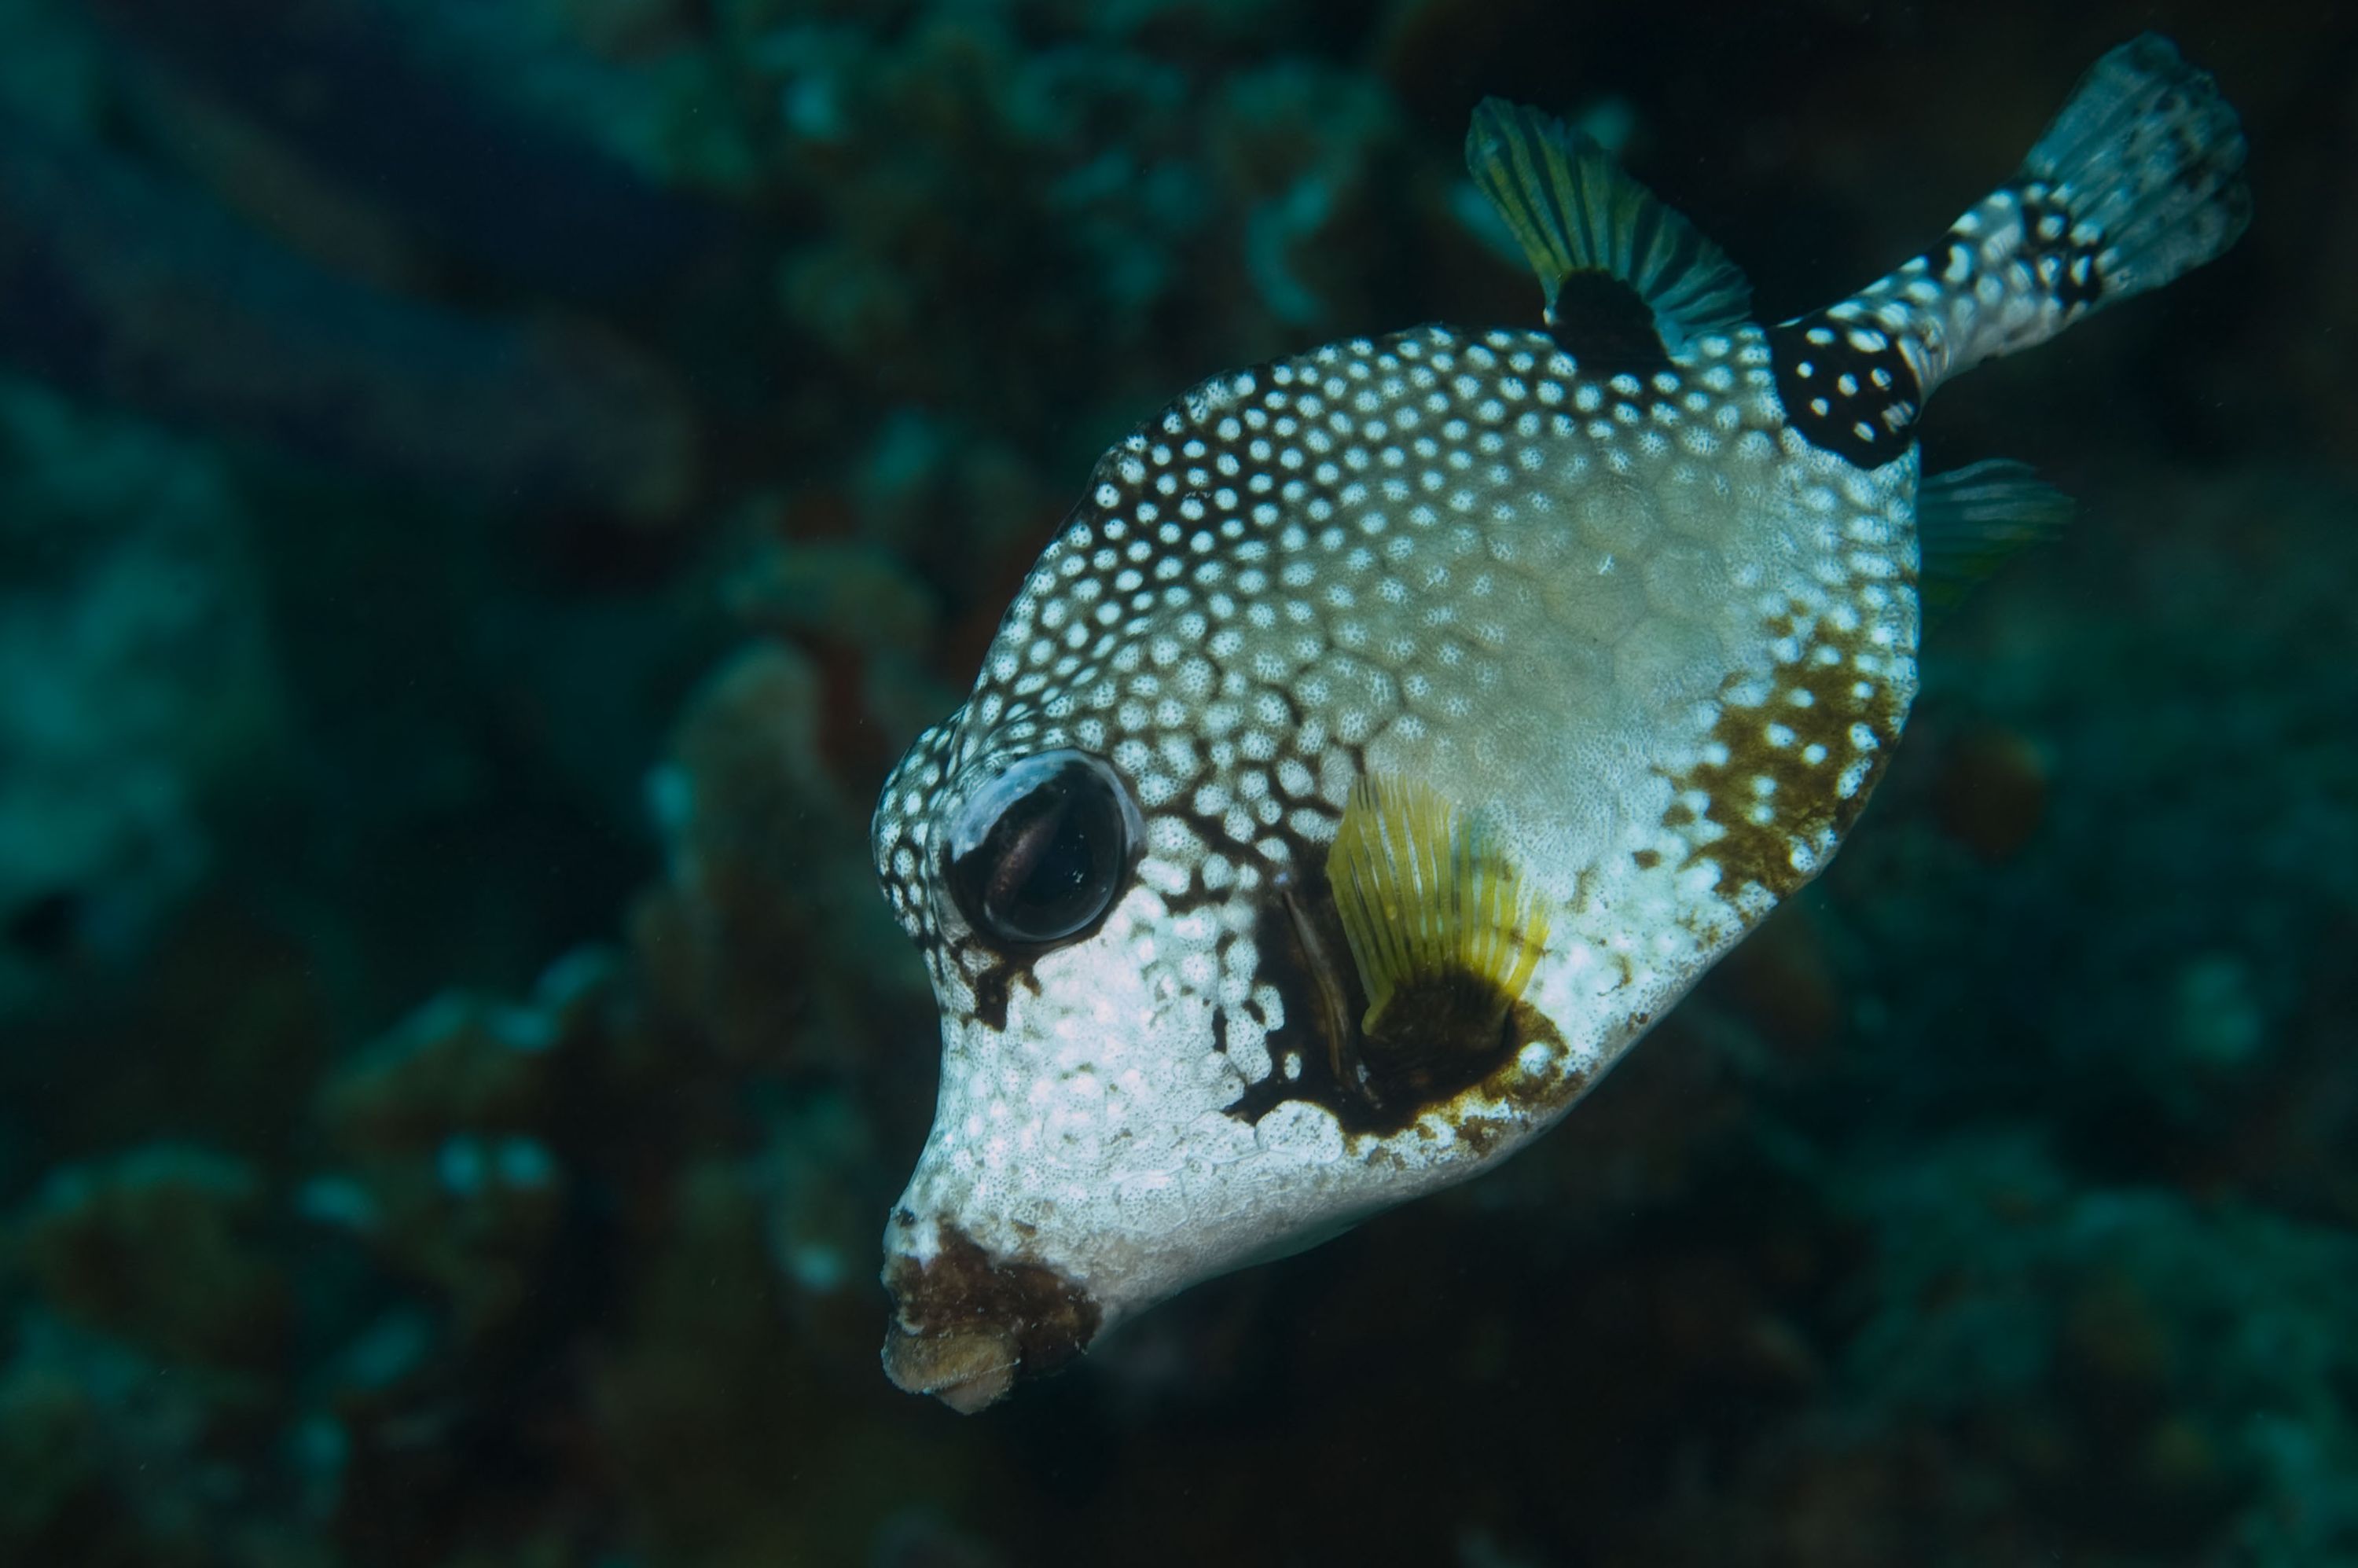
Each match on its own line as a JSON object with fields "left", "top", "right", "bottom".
{"left": 1919, "top": 460, "right": 2074, "bottom": 622}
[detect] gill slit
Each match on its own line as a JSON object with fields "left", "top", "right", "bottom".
{"left": 1277, "top": 875, "right": 1373, "bottom": 1108}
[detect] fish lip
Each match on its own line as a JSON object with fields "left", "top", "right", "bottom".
{"left": 880, "top": 1217, "right": 1103, "bottom": 1413}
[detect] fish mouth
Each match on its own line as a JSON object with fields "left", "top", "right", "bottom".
{"left": 880, "top": 1217, "right": 1103, "bottom": 1413}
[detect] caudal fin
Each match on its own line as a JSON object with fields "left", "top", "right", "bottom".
{"left": 1777, "top": 34, "right": 2249, "bottom": 450}
{"left": 2022, "top": 35, "right": 2251, "bottom": 306}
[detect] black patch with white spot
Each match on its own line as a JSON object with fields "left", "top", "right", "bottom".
{"left": 1767, "top": 312, "right": 1921, "bottom": 468}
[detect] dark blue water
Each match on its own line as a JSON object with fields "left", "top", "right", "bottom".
{"left": 2, "top": 2, "right": 2350, "bottom": 1564}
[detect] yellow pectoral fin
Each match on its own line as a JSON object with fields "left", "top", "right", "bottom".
{"left": 1327, "top": 773, "right": 1550, "bottom": 1042}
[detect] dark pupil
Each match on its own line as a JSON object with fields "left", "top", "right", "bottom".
{"left": 991, "top": 799, "right": 1093, "bottom": 916}
{"left": 949, "top": 755, "right": 1132, "bottom": 946}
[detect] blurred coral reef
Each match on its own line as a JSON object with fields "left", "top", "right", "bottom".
{"left": 1, "top": 0, "right": 2352, "bottom": 1564}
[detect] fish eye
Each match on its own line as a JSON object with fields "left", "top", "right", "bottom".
{"left": 945, "top": 750, "right": 1140, "bottom": 948}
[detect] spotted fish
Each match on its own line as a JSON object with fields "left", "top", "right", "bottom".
{"left": 869, "top": 35, "right": 2249, "bottom": 1410}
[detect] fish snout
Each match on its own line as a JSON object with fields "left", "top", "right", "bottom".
{"left": 879, "top": 1210, "right": 1103, "bottom": 1413}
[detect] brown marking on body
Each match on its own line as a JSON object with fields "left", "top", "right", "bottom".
{"left": 964, "top": 958, "right": 1039, "bottom": 1032}
{"left": 1420, "top": 999, "right": 1585, "bottom": 1159}
{"left": 1675, "top": 597, "right": 1908, "bottom": 902}
{"left": 882, "top": 1223, "right": 1101, "bottom": 1412}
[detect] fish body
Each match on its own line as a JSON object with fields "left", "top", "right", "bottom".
{"left": 870, "top": 36, "right": 2249, "bottom": 1410}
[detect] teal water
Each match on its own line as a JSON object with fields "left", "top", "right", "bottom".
{"left": 1, "top": 3, "right": 2350, "bottom": 1564}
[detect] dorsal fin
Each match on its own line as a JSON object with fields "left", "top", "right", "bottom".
{"left": 1918, "top": 460, "right": 2074, "bottom": 622}
{"left": 1465, "top": 97, "right": 1751, "bottom": 358}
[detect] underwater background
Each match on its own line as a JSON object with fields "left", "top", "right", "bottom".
{"left": 2, "top": 0, "right": 2352, "bottom": 1563}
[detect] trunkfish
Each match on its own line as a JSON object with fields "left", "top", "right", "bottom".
{"left": 869, "top": 35, "right": 2250, "bottom": 1410}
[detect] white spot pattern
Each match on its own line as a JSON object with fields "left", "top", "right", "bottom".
{"left": 872, "top": 318, "right": 1921, "bottom": 1337}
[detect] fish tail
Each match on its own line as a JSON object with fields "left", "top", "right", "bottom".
{"left": 2018, "top": 35, "right": 2251, "bottom": 309}
{"left": 1776, "top": 35, "right": 2248, "bottom": 444}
